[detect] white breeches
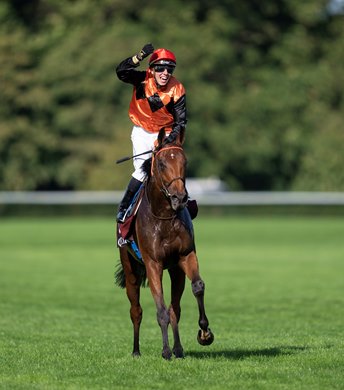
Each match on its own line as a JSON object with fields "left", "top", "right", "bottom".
{"left": 131, "top": 126, "right": 158, "bottom": 182}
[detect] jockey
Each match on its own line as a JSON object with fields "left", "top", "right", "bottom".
{"left": 115, "top": 43, "right": 187, "bottom": 223}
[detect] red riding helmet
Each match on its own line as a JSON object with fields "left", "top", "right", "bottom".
{"left": 149, "top": 48, "right": 176, "bottom": 67}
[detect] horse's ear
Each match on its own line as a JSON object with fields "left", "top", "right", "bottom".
{"left": 157, "top": 128, "right": 166, "bottom": 147}
{"left": 177, "top": 127, "right": 186, "bottom": 145}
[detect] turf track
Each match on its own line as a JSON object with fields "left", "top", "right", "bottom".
{"left": 0, "top": 216, "right": 343, "bottom": 389}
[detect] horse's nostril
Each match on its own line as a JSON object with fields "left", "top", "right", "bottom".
{"left": 177, "top": 193, "right": 188, "bottom": 203}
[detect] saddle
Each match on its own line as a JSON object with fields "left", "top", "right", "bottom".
{"left": 118, "top": 185, "right": 144, "bottom": 240}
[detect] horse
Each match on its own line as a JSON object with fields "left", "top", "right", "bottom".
{"left": 115, "top": 127, "right": 214, "bottom": 359}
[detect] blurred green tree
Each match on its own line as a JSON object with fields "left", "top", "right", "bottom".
{"left": 0, "top": 0, "right": 343, "bottom": 190}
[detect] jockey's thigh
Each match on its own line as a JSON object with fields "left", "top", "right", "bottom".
{"left": 131, "top": 126, "right": 157, "bottom": 181}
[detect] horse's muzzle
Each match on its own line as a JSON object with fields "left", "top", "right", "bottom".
{"left": 170, "top": 192, "right": 188, "bottom": 211}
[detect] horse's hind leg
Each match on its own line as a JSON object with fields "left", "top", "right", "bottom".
{"left": 179, "top": 252, "right": 214, "bottom": 346}
{"left": 168, "top": 266, "right": 186, "bottom": 358}
{"left": 120, "top": 248, "right": 143, "bottom": 357}
{"left": 127, "top": 280, "right": 142, "bottom": 356}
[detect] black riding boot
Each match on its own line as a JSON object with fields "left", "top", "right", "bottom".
{"left": 116, "top": 177, "right": 142, "bottom": 223}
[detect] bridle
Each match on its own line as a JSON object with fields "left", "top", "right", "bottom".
{"left": 148, "top": 145, "right": 188, "bottom": 217}
{"left": 151, "top": 146, "right": 187, "bottom": 198}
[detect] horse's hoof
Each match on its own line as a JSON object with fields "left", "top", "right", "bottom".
{"left": 132, "top": 351, "right": 141, "bottom": 358}
{"left": 197, "top": 328, "right": 214, "bottom": 346}
{"left": 173, "top": 347, "right": 184, "bottom": 359}
{"left": 162, "top": 348, "right": 173, "bottom": 360}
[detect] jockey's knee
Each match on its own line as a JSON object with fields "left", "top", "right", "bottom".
{"left": 192, "top": 279, "right": 205, "bottom": 297}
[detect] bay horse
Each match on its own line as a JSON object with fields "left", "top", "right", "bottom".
{"left": 116, "top": 128, "right": 214, "bottom": 359}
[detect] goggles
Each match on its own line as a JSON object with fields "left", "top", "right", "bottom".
{"left": 153, "top": 65, "right": 175, "bottom": 74}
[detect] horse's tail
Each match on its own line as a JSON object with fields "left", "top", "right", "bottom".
{"left": 114, "top": 260, "right": 148, "bottom": 289}
{"left": 136, "top": 262, "right": 148, "bottom": 288}
{"left": 114, "top": 261, "right": 126, "bottom": 288}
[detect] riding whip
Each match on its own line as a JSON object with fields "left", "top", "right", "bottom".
{"left": 116, "top": 149, "right": 153, "bottom": 164}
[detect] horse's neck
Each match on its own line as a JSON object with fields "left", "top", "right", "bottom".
{"left": 146, "top": 179, "right": 174, "bottom": 218}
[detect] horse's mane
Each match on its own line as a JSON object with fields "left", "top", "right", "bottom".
{"left": 142, "top": 157, "right": 152, "bottom": 178}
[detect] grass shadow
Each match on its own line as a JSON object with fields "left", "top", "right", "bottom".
{"left": 186, "top": 345, "right": 308, "bottom": 360}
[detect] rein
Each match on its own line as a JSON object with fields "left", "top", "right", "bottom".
{"left": 144, "top": 188, "right": 177, "bottom": 220}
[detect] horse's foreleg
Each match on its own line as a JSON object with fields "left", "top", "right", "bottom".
{"left": 168, "top": 267, "right": 186, "bottom": 358}
{"left": 146, "top": 260, "right": 172, "bottom": 360}
{"left": 179, "top": 253, "right": 214, "bottom": 346}
{"left": 192, "top": 279, "right": 214, "bottom": 345}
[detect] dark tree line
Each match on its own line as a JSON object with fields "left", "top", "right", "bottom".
{"left": 1, "top": 0, "right": 343, "bottom": 191}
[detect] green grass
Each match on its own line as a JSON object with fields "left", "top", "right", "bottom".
{"left": 0, "top": 215, "right": 343, "bottom": 389}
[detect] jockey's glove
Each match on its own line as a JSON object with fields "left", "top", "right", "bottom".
{"left": 133, "top": 43, "right": 154, "bottom": 64}
{"left": 165, "top": 131, "right": 178, "bottom": 144}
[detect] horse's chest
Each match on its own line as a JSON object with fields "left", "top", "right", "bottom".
{"left": 137, "top": 216, "right": 194, "bottom": 261}
{"left": 159, "top": 225, "right": 194, "bottom": 256}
